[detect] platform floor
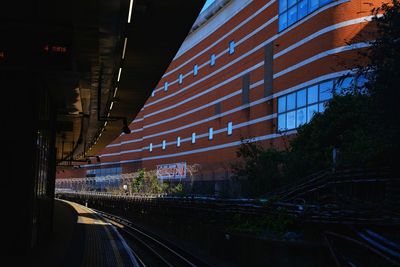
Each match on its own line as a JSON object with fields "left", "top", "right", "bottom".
{"left": 32, "top": 199, "right": 138, "bottom": 267}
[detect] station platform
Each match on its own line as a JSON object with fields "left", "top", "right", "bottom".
{"left": 32, "top": 199, "right": 139, "bottom": 267}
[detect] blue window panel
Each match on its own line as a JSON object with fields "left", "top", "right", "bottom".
{"left": 162, "top": 140, "right": 166, "bottom": 150}
{"left": 297, "top": 89, "right": 307, "bottom": 107}
{"left": 287, "top": 92, "right": 296, "bottom": 110}
{"left": 229, "top": 41, "right": 235, "bottom": 54}
{"left": 356, "top": 75, "right": 368, "bottom": 89}
{"left": 227, "top": 122, "right": 233, "bottom": 135}
{"left": 288, "top": 0, "right": 296, "bottom": 8}
{"left": 279, "top": 0, "right": 288, "bottom": 13}
{"left": 194, "top": 64, "right": 198, "bottom": 76}
{"left": 278, "top": 96, "right": 287, "bottom": 113}
{"left": 288, "top": 6, "right": 298, "bottom": 26}
{"left": 211, "top": 54, "right": 216, "bottom": 66}
{"left": 179, "top": 74, "right": 183, "bottom": 84}
{"left": 319, "top": 80, "right": 334, "bottom": 101}
{"left": 192, "top": 133, "right": 196, "bottom": 143}
{"left": 278, "top": 114, "right": 286, "bottom": 131}
{"left": 177, "top": 137, "right": 181, "bottom": 147}
{"left": 308, "top": 85, "right": 318, "bottom": 103}
{"left": 296, "top": 107, "right": 307, "bottom": 127}
{"left": 149, "top": 143, "right": 153, "bottom": 152}
{"left": 307, "top": 104, "right": 318, "bottom": 122}
{"left": 164, "top": 82, "right": 168, "bottom": 91}
{"left": 287, "top": 111, "right": 296, "bottom": 130}
{"left": 319, "top": 102, "right": 326, "bottom": 113}
{"left": 151, "top": 91, "right": 155, "bottom": 97}
{"left": 309, "top": 0, "right": 319, "bottom": 12}
{"left": 279, "top": 12, "right": 288, "bottom": 31}
{"left": 209, "top": 128, "right": 214, "bottom": 140}
{"left": 298, "top": 0, "right": 308, "bottom": 19}
{"left": 335, "top": 77, "right": 353, "bottom": 94}
{"left": 320, "top": 0, "right": 332, "bottom": 6}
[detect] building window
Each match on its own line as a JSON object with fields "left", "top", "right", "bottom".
{"left": 177, "top": 137, "right": 181, "bottom": 147}
{"left": 210, "top": 54, "right": 216, "bottom": 66}
{"left": 149, "top": 143, "right": 153, "bottom": 152}
{"left": 277, "top": 78, "right": 352, "bottom": 131}
{"left": 164, "top": 82, "right": 168, "bottom": 91}
{"left": 194, "top": 64, "right": 198, "bottom": 76}
{"left": 162, "top": 140, "right": 166, "bottom": 150}
{"left": 229, "top": 41, "right": 235, "bottom": 54}
{"left": 179, "top": 74, "right": 183, "bottom": 84}
{"left": 278, "top": 0, "right": 333, "bottom": 31}
{"left": 209, "top": 127, "right": 214, "bottom": 140}
{"left": 191, "top": 133, "right": 196, "bottom": 143}
{"left": 151, "top": 91, "right": 155, "bottom": 97}
{"left": 227, "top": 122, "right": 233, "bottom": 135}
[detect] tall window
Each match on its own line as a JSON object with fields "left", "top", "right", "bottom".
{"left": 194, "top": 64, "right": 198, "bottom": 76}
{"left": 191, "top": 132, "right": 196, "bottom": 143}
{"left": 164, "top": 82, "right": 168, "bottom": 91}
{"left": 209, "top": 127, "right": 214, "bottom": 140}
{"left": 210, "top": 54, "right": 216, "bottom": 66}
{"left": 229, "top": 41, "right": 235, "bottom": 54}
{"left": 151, "top": 91, "right": 155, "bottom": 97}
{"left": 179, "top": 74, "right": 183, "bottom": 84}
{"left": 279, "top": 0, "right": 333, "bottom": 31}
{"left": 162, "top": 140, "right": 166, "bottom": 150}
{"left": 177, "top": 137, "right": 181, "bottom": 147}
{"left": 227, "top": 122, "right": 233, "bottom": 135}
{"left": 149, "top": 143, "right": 153, "bottom": 152}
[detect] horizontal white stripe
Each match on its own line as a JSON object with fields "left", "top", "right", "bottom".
{"left": 145, "top": 62, "right": 263, "bottom": 119}
{"left": 274, "top": 15, "right": 376, "bottom": 59}
{"left": 145, "top": 91, "right": 241, "bottom": 128}
{"left": 173, "top": 0, "right": 255, "bottom": 62}
{"left": 274, "top": 42, "right": 370, "bottom": 79}
{"left": 107, "top": 143, "right": 121, "bottom": 148}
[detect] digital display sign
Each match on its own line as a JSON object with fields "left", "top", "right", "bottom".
{"left": 0, "top": 30, "right": 72, "bottom": 71}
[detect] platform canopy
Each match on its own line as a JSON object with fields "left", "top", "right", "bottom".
{"left": 0, "top": 0, "right": 205, "bottom": 165}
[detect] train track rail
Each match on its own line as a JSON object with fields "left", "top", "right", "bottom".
{"left": 324, "top": 227, "right": 400, "bottom": 267}
{"left": 94, "top": 209, "right": 210, "bottom": 267}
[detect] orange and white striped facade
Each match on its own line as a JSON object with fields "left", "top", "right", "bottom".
{"left": 58, "top": 0, "right": 380, "bottom": 187}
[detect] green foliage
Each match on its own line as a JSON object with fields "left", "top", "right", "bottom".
{"left": 131, "top": 169, "right": 164, "bottom": 194}
{"left": 229, "top": 213, "right": 294, "bottom": 236}
{"left": 170, "top": 183, "right": 184, "bottom": 195}
{"left": 231, "top": 140, "right": 287, "bottom": 197}
{"left": 131, "top": 169, "right": 145, "bottom": 193}
{"left": 130, "top": 169, "right": 185, "bottom": 195}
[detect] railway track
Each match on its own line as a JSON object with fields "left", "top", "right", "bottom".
{"left": 94, "top": 209, "right": 210, "bottom": 267}
{"left": 324, "top": 226, "right": 400, "bottom": 267}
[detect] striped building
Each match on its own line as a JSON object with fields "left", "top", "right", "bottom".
{"left": 57, "top": 0, "right": 379, "bottom": 194}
